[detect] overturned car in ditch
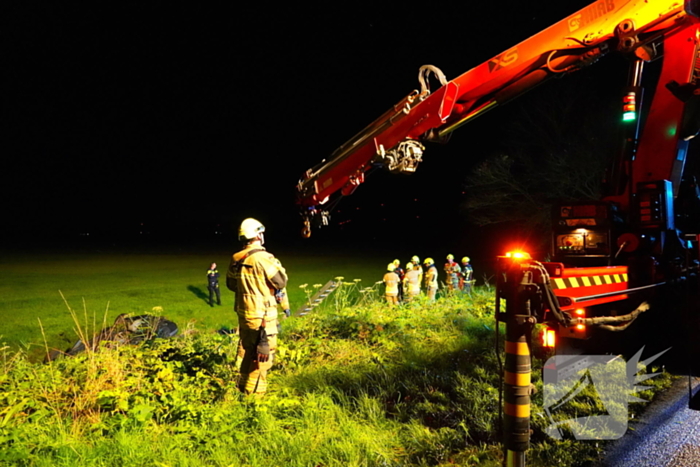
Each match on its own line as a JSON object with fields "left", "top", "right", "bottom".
{"left": 46, "top": 313, "right": 178, "bottom": 362}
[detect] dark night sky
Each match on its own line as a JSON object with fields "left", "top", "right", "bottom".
{"left": 4, "top": 1, "right": 666, "bottom": 256}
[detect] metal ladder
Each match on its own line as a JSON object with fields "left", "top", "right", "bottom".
{"left": 295, "top": 279, "right": 340, "bottom": 316}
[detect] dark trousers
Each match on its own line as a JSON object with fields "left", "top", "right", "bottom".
{"left": 208, "top": 283, "right": 221, "bottom": 306}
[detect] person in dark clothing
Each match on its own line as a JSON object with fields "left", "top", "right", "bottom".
{"left": 460, "top": 256, "right": 474, "bottom": 295}
{"left": 207, "top": 262, "right": 221, "bottom": 306}
{"left": 392, "top": 259, "right": 405, "bottom": 303}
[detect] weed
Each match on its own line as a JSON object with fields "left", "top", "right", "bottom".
{"left": 0, "top": 254, "right": 677, "bottom": 466}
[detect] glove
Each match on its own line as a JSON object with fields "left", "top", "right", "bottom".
{"left": 283, "top": 309, "right": 291, "bottom": 318}
{"left": 256, "top": 327, "right": 270, "bottom": 363}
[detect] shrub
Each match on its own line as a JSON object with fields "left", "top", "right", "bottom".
{"left": 0, "top": 286, "right": 675, "bottom": 467}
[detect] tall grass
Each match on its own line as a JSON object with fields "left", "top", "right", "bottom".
{"left": 0, "top": 252, "right": 389, "bottom": 361}
{"left": 0, "top": 253, "right": 675, "bottom": 466}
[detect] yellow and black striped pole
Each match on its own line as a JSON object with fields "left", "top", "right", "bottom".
{"left": 498, "top": 253, "right": 535, "bottom": 467}
{"left": 504, "top": 317, "right": 531, "bottom": 467}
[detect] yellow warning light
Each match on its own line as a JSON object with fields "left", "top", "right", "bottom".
{"left": 505, "top": 251, "right": 531, "bottom": 260}
{"left": 542, "top": 328, "right": 556, "bottom": 348}
{"left": 574, "top": 308, "right": 586, "bottom": 332}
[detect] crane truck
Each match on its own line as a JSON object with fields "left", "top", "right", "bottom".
{"left": 295, "top": 1, "right": 700, "bottom": 465}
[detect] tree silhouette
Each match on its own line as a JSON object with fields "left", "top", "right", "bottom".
{"left": 462, "top": 72, "right": 621, "bottom": 247}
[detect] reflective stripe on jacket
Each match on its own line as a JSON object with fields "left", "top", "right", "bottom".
{"left": 425, "top": 265, "right": 438, "bottom": 289}
{"left": 404, "top": 269, "right": 421, "bottom": 294}
{"left": 383, "top": 272, "right": 399, "bottom": 295}
{"left": 227, "top": 244, "right": 287, "bottom": 332}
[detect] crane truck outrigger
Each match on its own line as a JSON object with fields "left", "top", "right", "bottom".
{"left": 296, "top": 1, "right": 700, "bottom": 465}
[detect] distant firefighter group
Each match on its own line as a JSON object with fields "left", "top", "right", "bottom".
{"left": 383, "top": 255, "right": 474, "bottom": 304}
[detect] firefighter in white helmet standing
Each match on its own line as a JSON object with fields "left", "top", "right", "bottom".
{"left": 423, "top": 257, "right": 438, "bottom": 301}
{"left": 226, "top": 218, "right": 287, "bottom": 396}
{"left": 410, "top": 255, "right": 423, "bottom": 290}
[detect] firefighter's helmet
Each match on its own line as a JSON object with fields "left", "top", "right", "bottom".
{"left": 406, "top": 262, "right": 413, "bottom": 271}
{"left": 238, "top": 218, "right": 265, "bottom": 241}
{"left": 387, "top": 263, "right": 396, "bottom": 272}
{"left": 423, "top": 257, "right": 434, "bottom": 266}
{"left": 446, "top": 254, "right": 454, "bottom": 261}
{"left": 462, "top": 256, "right": 470, "bottom": 264}
{"left": 411, "top": 255, "right": 420, "bottom": 264}
{"left": 393, "top": 259, "right": 400, "bottom": 266}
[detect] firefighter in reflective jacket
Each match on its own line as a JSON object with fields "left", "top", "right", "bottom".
{"left": 403, "top": 262, "right": 421, "bottom": 301}
{"left": 226, "top": 218, "right": 287, "bottom": 396}
{"left": 460, "top": 256, "right": 474, "bottom": 295}
{"left": 410, "top": 255, "right": 423, "bottom": 287}
{"left": 444, "top": 254, "right": 461, "bottom": 293}
{"left": 207, "top": 262, "right": 222, "bottom": 307}
{"left": 423, "top": 258, "right": 438, "bottom": 301}
{"left": 383, "top": 263, "right": 400, "bottom": 305}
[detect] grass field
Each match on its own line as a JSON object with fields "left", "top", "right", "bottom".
{"left": 0, "top": 249, "right": 675, "bottom": 466}
{"left": 0, "top": 249, "right": 390, "bottom": 360}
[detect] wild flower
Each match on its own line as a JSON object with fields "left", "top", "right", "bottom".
{"left": 299, "top": 284, "right": 312, "bottom": 306}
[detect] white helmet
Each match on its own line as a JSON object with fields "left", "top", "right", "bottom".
{"left": 239, "top": 218, "right": 265, "bottom": 241}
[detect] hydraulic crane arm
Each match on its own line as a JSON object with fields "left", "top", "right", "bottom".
{"left": 297, "top": 0, "right": 700, "bottom": 237}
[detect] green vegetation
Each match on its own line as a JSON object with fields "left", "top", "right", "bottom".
{"left": 0, "top": 251, "right": 386, "bottom": 360}
{"left": 0, "top": 253, "right": 674, "bottom": 466}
